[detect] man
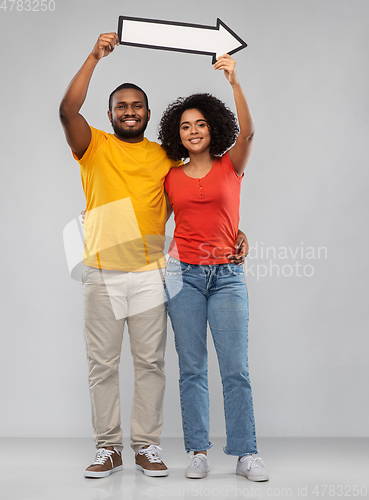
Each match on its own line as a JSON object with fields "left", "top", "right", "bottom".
{"left": 59, "top": 32, "right": 247, "bottom": 479}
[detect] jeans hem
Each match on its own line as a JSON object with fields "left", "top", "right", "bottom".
{"left": 185, "top": 442, "right": 213, "bottom": 453}
{"left": 223, "top": 446, "right": 258, "bottom": 456}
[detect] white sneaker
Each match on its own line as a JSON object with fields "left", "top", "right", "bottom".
{"left": 185, "top": 453, "right": 210, "bottom": 479}
{"left": 236, "top": 455, "right": 269, "bottom": 481}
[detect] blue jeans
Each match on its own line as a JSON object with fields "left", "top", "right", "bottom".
{"left": 164, "top": 257, "right": 258, "bottom": 456}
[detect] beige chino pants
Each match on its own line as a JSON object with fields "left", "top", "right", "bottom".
{"left": 82, "top": 265, "right": 167, "bottom": 452}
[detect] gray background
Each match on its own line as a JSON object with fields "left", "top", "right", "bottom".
{"left": 0, "top": 0, "right": 368, "bottom": 441}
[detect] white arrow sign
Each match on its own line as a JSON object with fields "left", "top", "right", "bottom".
{"left": 117, "top": 16, "right": 247, "bottom": 64}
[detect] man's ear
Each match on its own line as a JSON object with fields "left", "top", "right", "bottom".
{"left": 107, "top": 110, "right": 112, "bottom": 123}
{"left": 147, "top": 109, "right": 151, "bottom": 122}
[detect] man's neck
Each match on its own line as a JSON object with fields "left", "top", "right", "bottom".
{"left": 114, "top": 133, "right": 145, "bottom": 144}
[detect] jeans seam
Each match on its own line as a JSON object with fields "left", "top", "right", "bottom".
{"left": 176, "top": 340, "right": 190, "bottom": 452}
{"left": 166, "top": 296, "right": 190, "bottom": 452}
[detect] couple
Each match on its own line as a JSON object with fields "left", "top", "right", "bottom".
{"left": 59, "top": 32, "right": 268, "bottom": 482}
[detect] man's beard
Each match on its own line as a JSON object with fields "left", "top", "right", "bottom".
{"left": 111, "top": 116, "right": 148, "bottom": 140}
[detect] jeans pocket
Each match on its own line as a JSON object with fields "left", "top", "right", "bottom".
{"left": 226, "top": 263, "right": 245, "bottom": 276}
{"left": 166, "top": 257, "right": 193, "bottom": 275}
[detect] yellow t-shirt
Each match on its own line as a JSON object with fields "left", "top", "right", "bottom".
{"left": 73, "top": 127, "right": 180, "bottom": 271}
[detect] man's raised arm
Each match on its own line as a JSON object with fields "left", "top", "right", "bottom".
{"left": 59, "top": 32, "right": 119, "bottom": 159}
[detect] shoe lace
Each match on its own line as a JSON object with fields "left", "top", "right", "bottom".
{"left": 138, "top": 445, "right": 163, "bottom": 463}
{"left": 92, "top": 448, "right": 115, "bottom": 466}
{"left": 191, "top": 454, "right": 206, "bottom": 468}
{"left": 240, "top": 455, "right": 264, "bottom": 470}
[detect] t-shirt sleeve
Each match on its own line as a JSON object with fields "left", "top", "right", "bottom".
{"left": 223, "top": 151, "right": 244, "bottom": 179}
{"left": 164, "top": 171, "right": 170, "bottom": 196}
{"left": 164, "top": 158, "right": 182, "bottom": 199}
{"left": 71, "top": 127, "right": 106, "bottom": 167}
{"left": 165, "top": 167, "right": 178, "bottom": 203}
{"left": 164, "top": 158, "right": 183, "bottom": 175}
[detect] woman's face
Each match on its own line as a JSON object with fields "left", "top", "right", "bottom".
{"left": 179, "top": 109, "right": 211, "bottom": 155}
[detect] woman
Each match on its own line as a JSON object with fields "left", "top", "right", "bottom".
{"left": 159, "top": 55, "right": 268, "bottom": 481}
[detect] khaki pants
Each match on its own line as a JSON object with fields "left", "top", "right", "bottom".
{"left": 82, "top": 265, "right": 167, "bottom": 452}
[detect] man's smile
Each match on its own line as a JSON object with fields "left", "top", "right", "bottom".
{"left": 121, "top": 118, "right": 140, "bottom": 126}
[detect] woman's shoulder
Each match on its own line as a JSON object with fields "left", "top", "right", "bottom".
{"left": 165, "top": 163, "right": 184, "bottom": 190}
{"left": 217, "top": 151, "right": 231, "bottom": 165}
{"left": 217, "top": 151, "right": 243, "bottom": 178}
{"left": 167, "top": 163, "right": 184, "bottom": 178}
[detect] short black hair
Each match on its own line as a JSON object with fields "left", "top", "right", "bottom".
{"left": 108, "top": 83, "right": 149, "bottom": 112}
{"left": 158, "top": 93, "right": 239, "bottom": 161}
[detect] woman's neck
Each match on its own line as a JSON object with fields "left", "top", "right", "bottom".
{"left": 185, "top": 150, "right": 214, "bottom": 172}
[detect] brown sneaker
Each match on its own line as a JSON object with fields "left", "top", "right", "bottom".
{"left": 84, "top": 447, "right": 123, "bottom": 478}
{"left": 135, "top": 445, "right": 169, "bottom": 477}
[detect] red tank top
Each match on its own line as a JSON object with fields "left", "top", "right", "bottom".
{"left": 165, "top": 152, "right": 243, "bottom": 265}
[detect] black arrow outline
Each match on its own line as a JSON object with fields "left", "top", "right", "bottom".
{"left": 117, "top": 16, "right": 247, "bottom": 64}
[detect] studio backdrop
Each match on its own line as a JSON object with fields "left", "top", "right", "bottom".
{"left": 0, "top": 0, "right": 368, "bottom": 439}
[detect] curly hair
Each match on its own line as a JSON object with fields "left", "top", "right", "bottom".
{"left": 158, "top": 93, "right": 239, "bottom": 161}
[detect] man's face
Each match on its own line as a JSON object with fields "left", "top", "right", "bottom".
{"left": 108, "top": 88, "right": 150, "bottom": 143}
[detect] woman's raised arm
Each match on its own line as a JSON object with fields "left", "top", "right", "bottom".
{"left": 213, "top": 54, "right": 254, "bottom": 175}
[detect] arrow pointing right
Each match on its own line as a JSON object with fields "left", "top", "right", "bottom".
{"left": 118, "top": 16, "right": 247, "bottom": 64}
